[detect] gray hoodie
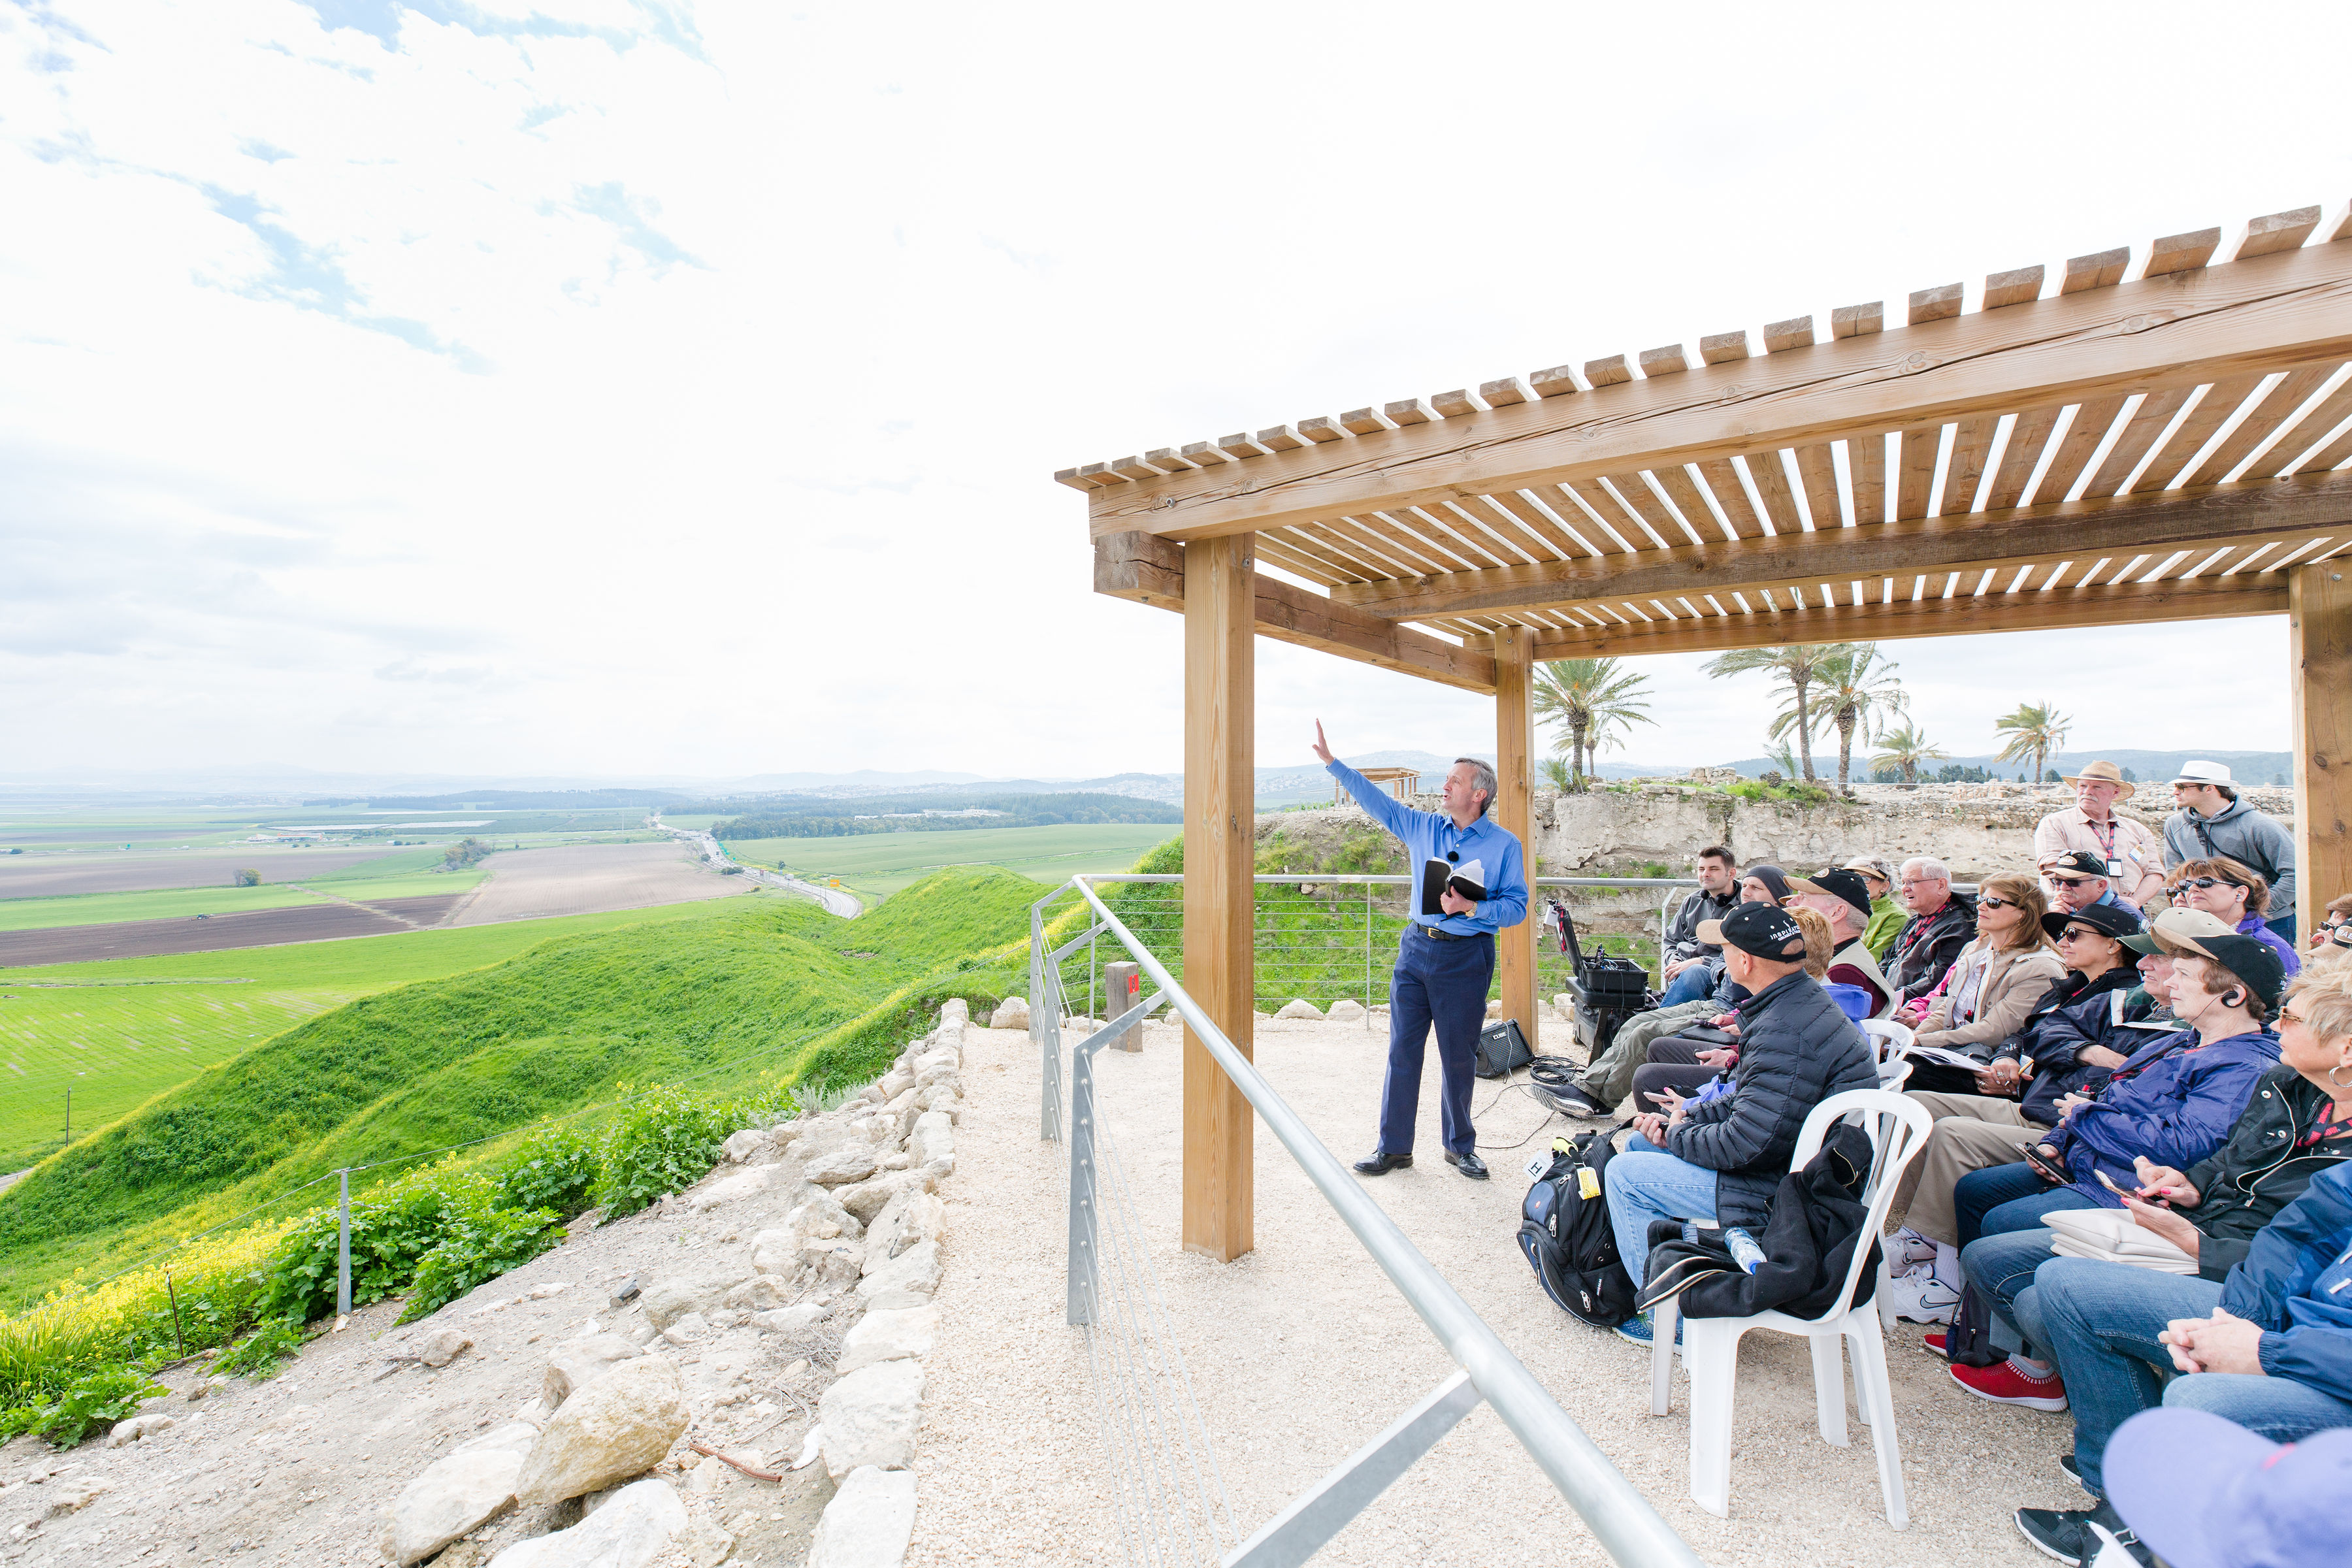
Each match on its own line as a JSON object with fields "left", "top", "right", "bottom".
{"left": 2163, "top": 795, "right": 2296, "bottom": 915}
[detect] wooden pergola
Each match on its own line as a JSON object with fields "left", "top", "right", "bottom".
{"left": 1058, "top": 203, "right": 2352, "bottom": 1262}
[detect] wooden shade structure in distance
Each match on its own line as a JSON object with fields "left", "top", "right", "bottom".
{"left": 1060, "top": 202, "right": 2352, "bottom": 1261}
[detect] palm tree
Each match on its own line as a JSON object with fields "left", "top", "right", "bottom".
{"left": 1995, "top": 701, "right": 2071, "bottom": 785}
{"left": 1764, "top": 738, "right": 1801, "bottom": 780}
{"left": 1870, "top": 722, "right": 1948, "bottom": 785}
{"left": 1812, "top": 644, "right": 1909, "bottom": 787}
{"left": 1532, "top": 657, "right": 1656, "bottom": 789}
{"left": 1538, "top": 755, "right": 1576, "bottom": 792}
{"left": 1700, "top": 644, "right": 1840, "bottom": 781}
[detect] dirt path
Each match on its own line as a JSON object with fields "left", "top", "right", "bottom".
{"left": 449, "top": 841, "right": 757, "bottom": 927}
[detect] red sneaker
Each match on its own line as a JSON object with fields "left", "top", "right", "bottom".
{"left": 1920, "top": 1330, "right": 1948, "bottom": 1358}
{"left": 1950, "top": 1358, "right": 2068, "bottom": 1412}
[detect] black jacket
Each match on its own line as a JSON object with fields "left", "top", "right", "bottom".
{"left": 2016, "top": 987, "right": 2183, "bottom": 1126}
{"left": 2181, "top": 1066, "right": 2352, "bottom": 1280}
{"left": 1662, "top": 970, "right": 1879, "bottom": 1229}
{"left": 1663, "top": 885, "right": 1740, "bottom": 966}
{"left": 1887, "top": 892, "right": 1976, "bottom": 1005}
{"left": 1639, "top": 1122, "right": 1881, "bottom": 1318}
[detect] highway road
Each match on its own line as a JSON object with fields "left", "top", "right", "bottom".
{"left": 660, "top": 826, "right": 862, "bottom": 918}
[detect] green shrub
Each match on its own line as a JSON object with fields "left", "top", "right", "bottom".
{"left": 253, "top": 1166, "right": 501, "bottom": 1325}
{"left": 22, "top": 1366, "right": 167, "bottom": 1446}
{"left": 400, "top": 1206, "right": 564, "bottom": 1324}
{"left": 212, "top": 1319, "right": 306, "bottom": 1380}
{"left": 594, "top": 1086, "right": 737, "bottom": 1218}
{"left": 492, "top": 1125, "right": 601, "bottom": 1218}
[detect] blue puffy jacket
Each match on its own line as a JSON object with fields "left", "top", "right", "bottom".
{"left": 2220, "top": 1161, "right": 2352, "bottom": 1407}
{"left": 2043, "top": 1025, "right": 2280, "bottom": 1204}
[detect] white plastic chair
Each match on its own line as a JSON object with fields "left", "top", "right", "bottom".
{"left": 1648, "top": 1088, "right": 1933, "bottom": 1527}
{"left": 1857, "top": 1017, "right": 1915, "bottom": 1064}
{"left": 1873, "top": 1054, "right": 1914, "bottom": 1093}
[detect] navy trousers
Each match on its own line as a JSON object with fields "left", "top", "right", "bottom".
{"left": 1379, "top": 926, "right": 1494, "bottom": 1156}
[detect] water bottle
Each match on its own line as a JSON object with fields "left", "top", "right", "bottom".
{"left": 1723, "top": 1228, "right": 1767, "bottom": 1274}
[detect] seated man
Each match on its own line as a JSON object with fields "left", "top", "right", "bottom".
{"left": 1886, "top": 857, "right": 1976, "bottom": 1007}
{"left": 1656, "top": 846, "right": 1740, "bottom": 1006}
{"left": 1546, "top": 864, "right": 1791, "bottom": 1118}
{"left": 2043, "top": 849, "right": 2127, "bottom": 917}
{"left": 1599, "top": 901, "right": 1878, "bottom": 1345}
{"left": 2010, "top": 1151, "right": 2352, "bottom": 1562}
{"left": 1943, "top": 926, "right": 2285, "bottom": 1409}
{"left": 1788, "top": 866, "right": 1897, "bottom": 1015}
{"left": 1625, "top": 907, "right": 1846, "bottom": 1113}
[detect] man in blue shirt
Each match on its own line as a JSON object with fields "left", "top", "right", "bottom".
{"left": 1313, "top": 721, "right": 1529, "bottom": 1181}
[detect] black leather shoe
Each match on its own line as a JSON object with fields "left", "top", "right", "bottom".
{"left": 1445, "top": 1151, "right": 1490, "bottom": 1180}
{"left": 1352, "top": 1149, "right": 1413, "bottom": 1175}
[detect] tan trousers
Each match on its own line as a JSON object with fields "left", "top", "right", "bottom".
{"left": 1886, "top": 1090, "right": 2039, "bottom": 1247}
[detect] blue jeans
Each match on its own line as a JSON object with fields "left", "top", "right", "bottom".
{"left": 1604, "top": 1133, "right": 1720, "bottom": 1289}
{"left": 2268, "top": 913, "right": 2297, "bottom": 947}
{"left": 2036, "top": 1257, "right": 2352, "bottom": 1497}
{"left": 1953, "top": 1160, "right": 2094, "bottom": 1247}
{"left": 1379, "top": 927, "right": 1493, "bottom": 1157}
{"left": 1658, "top": 963, "right": 1716, "bottom": 1007}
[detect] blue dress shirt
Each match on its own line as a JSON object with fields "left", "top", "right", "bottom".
{"left": 1326, "top": 759, "right": 1529, "bottom": 936}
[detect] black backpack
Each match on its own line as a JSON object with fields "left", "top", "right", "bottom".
{"left": 1516, "top": 1132, "right": 1637, "bottom": 1329}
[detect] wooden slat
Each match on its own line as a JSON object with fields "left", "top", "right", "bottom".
{"left": 1323, "top": 466, "right": 2352, "bottom": 620}
{"left": 1700, "top": 331, "right": 1752, "bottom": 365}
{"left": 2062, "top": 248, "right": 2131, "bottom": 293}
{"left": 1480, "top": 376, "right": 1529, "bottom": 407}
{"left": 1297, "top": 416, "right": 1347, "bottom": 444}
{"left": 1527, "top": 576, "right": 2285, "bottom": 657}
{"left": 1583, "top": 355, "right": 1631, "bottom": 388}
{"left": 1848, "top": 431, "right": 1887, "bottom": 525}
{"left": 2238, "top": 206, "right": 2323, "bottom": 260}
{"left": 1833, "top": 301, "right": 1884, "bottom": 338}
{"left": 1401, "top": 504, "right": 1512, "bottom": 570}
{"left": 1341, "top": 509, "right": 1474, "bottom": 574}
{"left": 1530, "top": 365, "right": 1580, "bottom": 398}
{"left": 1741, "top": 449, "right": 1803, "bottom": 534}
{"left": 1280, "top": 521, "right": 1388, "bottom": 581}
{"left": 1983, "top": 404, "right": 2066, "bottom": 511}
{"left": 1457, "top": 494, "right": 1568, "bottom": 563}
{"left": 1146, "top": 447, "right": 1197, "bottom": 472}
{"left": 1252, "top": 534, "right": 1351, "bottom": 587}
{"left": 1762, "top": 316, "right": 1815, "bottom": 352}
{"left": 1216, "top": 434, "right": 1269, "bottom": 460}
{"left": 2182, "top": 364, "right": 2339, "bottom": 487}
{"left": 2083, "top": 389, "right": 2191, "bottom": 497}
{"left": 1180, "top": 440, "right": 1233, "bottom": 467}
{"left": 2036, "top": 394, "right": 2132, "bottom": 504}
{"left": 1430, "top": 497, "right": 1542, "bottom": 566}
{"left": 1983, "top": 266, "right": 2045, "bottom": 310}
{"left": 2146, "top": 227, "right": 2223, "bottom": 278}
{"left": 1695, "top": 457, "right": 1767, "bottom": 538}
{"left": 1483, "top": 489, "right": 1596, "bottom": 559}
{"left": 1650, "top": 464, "right": 1723, "bottom": 543}
{"left": 2129, "top": 374, "right": 2268, "bottom": 493}
{"left": 1339, "top": 408, "right": 1392, "bottom": 436}
{"left": 1792, "top": 444, "right": 1842, "bottom": 529}
{"left": 1895, "top": 422, "right": 1943, "bottom": 520}
{"left": 1430, "top": 389, "right": 1480, "bottom": 417}
{"left": 2291, "top": 420, "right": 2352, "bottom": 478}
{"left": 1599, "top": 474, "right": 1678, "bottom": 548}
{"left": 1543, "top": 482, "right": 1642, "bottom": 553}
{"left": 1909, "top": 284, "right": 1963, "bottom": 325}
{"left": 1639, "top": 344, "right": 1690, "bottom": 377}
{"left": 1385, "top": 398, "right": 1433, "bottom": 427}
{"left": 2262, "top": 375, "right": 2352, "bottom": 476}
{"left": 1942, "top": 414, "right": 2001, "bottom": 514}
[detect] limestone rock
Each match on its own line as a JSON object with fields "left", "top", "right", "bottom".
{"left": 988, "top": 996, "right": 1029, "bottom": 1031}
{"left": 1553, "top": 992, "right": 1576, "bottom": 1018}
{"left": 720, "top": 1274, "right": 789, "bottom": 1313}
{"left": 721, "top": 1128, "right": 772, "bottom": 1164}
{"left": 661, "top": 1313, "right": 709, "bottom": 1346}
{"left": 804, "top": 1143, "right": 880, "bottom": 1187}
{"left": 836, "top": 1169, "right": 931, "bottom": 1224}
{"left": 486, "top": 1478, "right": 686, "bottom": 1568}
{"left": 1274, "top": 999, "right": 1324, "bottom": 1021}
{"left": 818, "top": 1360, "right": 924, "bottom": 1479}
{"left": 691, "top": 1167, "right": 772, "bottom": 1211}
{"left": 382, "top": 1424, "right": 537, "bottom": 1564}
{"left": 835, "top": 1305, "right": 938, "bottom": 1375}
{"left": 749, "top": 1228, "right": 799, "bottom": 1275}
{"left": 38, "top": 1477, "right": 108, "bottom": 1521}
{"left": 910, "top": 1112, "right": 955, "bottom": 1175}
{"left": 679, "top": 1520, "right": 737, "bottom": 1568}
{"left": 809, "top": 1465, "right": 918, "bottom": 1568}
{"left": 105, "top": 1413, "right": 175, "bottom": 1446}
{"left": 1326, "top": 998, "right": 1367, "bottom": 1022}
{"left": 640, "top": 1275, "right": 740, "bottom": 1331}
{"left": 545, "top": 1334, "right": 644, "bottom": 1409}
{"left": 862, "top": 1191, "right": 944, "bottom": 1275}
{"left": 417, "top": 1329, "right": 474, "bottom": 1368}
{"left": 753, "top": 1303, "right": 828, "bottom": 1339}
{"left": 915, "top": 1083, "right": 961, "bottom": 1119}
{"left": 1485, "top": 999, "right": 1504, "bottom": 1018}
{"left": 939, "top": 998, "right": 968, "bottom": 1026}
{"left": 514, "top": 1357, "right": 691, "bottom": 1505}
{"left": 856, "top": 1239, "right": 939, "bottom": 1310}
{"left": 800, "top": 1238, "right": 864, "bottom": 1290}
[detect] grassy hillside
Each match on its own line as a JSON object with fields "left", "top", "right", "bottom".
{"left": 0, "top": 898, "right": 763, "bottom": 1172}
{"left": 731, "top": 821, "right": 1173, "bottom": 900}
{"left": 0, "top": 869, "right": 1041, "bottom": 1307}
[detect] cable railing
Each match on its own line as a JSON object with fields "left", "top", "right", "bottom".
{"left": 1031, "top": 875, "right": 1703, "bottom": 1568}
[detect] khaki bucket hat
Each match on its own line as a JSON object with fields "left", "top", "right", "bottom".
{"left": 2061, "top": 759, "right": 2135, "bottom": 799}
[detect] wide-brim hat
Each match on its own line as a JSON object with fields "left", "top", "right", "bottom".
{"left": 2042, "top": 902, "right": 2143, "bottom": 942}
{"left": 2061, "top": 759, "right": 2136, "bottom": 799}
{"left": 2172, "top": 759, "right": 2234, "bottom": 787}
{"left": 2123, "top": 905, "right": 2234, "bottom": 955}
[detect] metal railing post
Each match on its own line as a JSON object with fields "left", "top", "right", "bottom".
{"left": 336, "top": 1168, "right": 353, "bottom": 1318}
{"left": 1066, "top": 1038, "right": 1098, "bottom": 1326}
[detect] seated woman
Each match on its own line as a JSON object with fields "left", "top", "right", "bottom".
{"left": 2001, "top": 964, "right": 2352, "bottom": 1556}
{"left": 2168, "top": 856, "right": 2301, "bottom": 979}
{"left": 1897, "top": 870, "right": 2070, "bottom": 1096}
{"left": 1878, "top": 898, "right": 2151, "bottom": 1323}
{"left": 1624, "top": 907, "right": 1845, "bottom": 1113}
{"left": 1940, "top": 926, "right": 2286, "bottom": 1411}
{"left": 1846, "top": 857, "right": 1906, "bottom": 959}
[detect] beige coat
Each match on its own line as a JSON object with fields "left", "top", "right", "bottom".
{"left": 1916, "top": 939, "right": 2068, "bottom": 1054}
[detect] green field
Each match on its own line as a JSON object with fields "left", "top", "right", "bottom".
{"left": 0, "top": 897, "right": 776, "bottom": 1174}
{"left": 0, "top": 870, "right": 1039, "bottom": 1309}
{"left": 730, "top": 822, "right": 1176, "bottom": 900}
{"left": 297, "top": 868, "right": 487, "bottom": 902}
{"left": 0, "top": 883, "right": 333, "bottom": 933}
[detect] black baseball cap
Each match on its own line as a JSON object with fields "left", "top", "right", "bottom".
{"left": 1788, "top": 868, "right": 1873, "bottom": 923}
{"left": 2168, "top": 930, "right": 2289, "bottom": 1009}
{"left": 2040, "top": 902, "right": 2144, "bottom": 942}
{"left": 2044, "top": 849, "right": 2110, "bottom": 881}
{"left": 1697, "top": 901, "right": 1807, "bottom": 962}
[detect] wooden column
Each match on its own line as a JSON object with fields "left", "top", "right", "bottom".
{"left": 1183, "top": 534, "right": 1254, "bottom": 1262}
{"left": 1493, "top": 627, "right": 1541, "bottom": 1045}
{"left": 2290, "top": 562, "right": 2352, "bottom": 938}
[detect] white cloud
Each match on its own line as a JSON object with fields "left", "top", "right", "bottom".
{"left": 2, "top": 1, "right": 2344, "bottom": 782}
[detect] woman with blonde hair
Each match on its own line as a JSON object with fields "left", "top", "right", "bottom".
{"left": 1897, "top": 871, "right": 2067, "bottom": 1096}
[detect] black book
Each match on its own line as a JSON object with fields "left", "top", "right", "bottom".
{"left": 1419, "top": 857, "right": 1488, "bottom": 917}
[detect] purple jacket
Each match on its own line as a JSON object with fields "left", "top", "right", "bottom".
{"left": 2234, "top": 913, "right": 2302, "bottom": 979}
{"left": 2044, "top": 1024, "right": 2281, "bottom": 1204}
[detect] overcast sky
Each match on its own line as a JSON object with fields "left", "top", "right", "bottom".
{"left": 4, "top": 2, "right": 2344, "bottom": 785}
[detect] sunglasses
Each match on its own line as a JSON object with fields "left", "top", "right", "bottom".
{"left": 2057, "top": 926, "right": 2106, "bottom": 943}
{"left": 2175, "top": 877, "right": 2238, "bottom": 892}
{"left": 1979, "top": 895, "right": 2023, "bottom": 911}
{"left": 2050, "top": 875, "right": 2096, "bottom": 886}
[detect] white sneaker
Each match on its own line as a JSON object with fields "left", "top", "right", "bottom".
{"left": 1887, "top": 1228, "right": 1938, "bottom": 1273}
{"left": 1879, "top": 1269, "right": 1961, "bottom": 1324}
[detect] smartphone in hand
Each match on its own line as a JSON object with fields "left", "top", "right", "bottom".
{"left": 2017, "top": 1143, "right": 2070, "bottom": 1185}
{"left": 2097, "top": 1168, "right": 2168, "bottom": 1207}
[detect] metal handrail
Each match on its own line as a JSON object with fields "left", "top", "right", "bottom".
{"left": 1062, "top": 875, "right": 1703, "bottom": 1568}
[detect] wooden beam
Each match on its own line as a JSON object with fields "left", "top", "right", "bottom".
{"left": 1085, "top": 239, "right": 2352, "bottom": 544}
{"left": 1094, "top": 531, "right": 1497, "bottom": 693}
{"left": 1491, "top": 627, "right": 1539, "bottom": 1051}
{"left": 1183, "top": 534, "right": 1254, "bottom": 1263}
{"left": 1525, "top": 577, "right": 2285, "bottom": 659}
{"left": 1322, "top": 468, "right": 2352, "bottom": 620}
{"left": 2291, "top": 560, "right": 2352, "bottom": 938}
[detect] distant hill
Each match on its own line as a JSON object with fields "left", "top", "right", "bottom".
{"left": 1706, "top": 749, "right": 2294, "bottom": 785}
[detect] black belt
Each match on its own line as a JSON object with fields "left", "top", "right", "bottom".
{"left": 1414, "top": 924, "right": 1489, "bottom": 943}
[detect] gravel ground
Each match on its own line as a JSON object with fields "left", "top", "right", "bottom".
{"left": 916, "top": 1017, "right": 2082, "bottom": 1568}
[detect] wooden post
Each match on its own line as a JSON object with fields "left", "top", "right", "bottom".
{"left": 1183, "top": 534, "right": 1254, "bottom": 1262}
{"left": 2291, "top": 562, "right": 2352, "bottom": 939}
{"left": 1493, "top": 627, "right": 1541, "bottom": 1047}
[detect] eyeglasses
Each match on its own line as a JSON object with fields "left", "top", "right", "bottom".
{"left": 2050, "top": 875, "right": 2095, "bottom": 887}
{"left": 1979, "top": 895, "right": 2022, "bottom": 910}
{"left": 2176, "top": 877, "right": 2235, "bottom": 892}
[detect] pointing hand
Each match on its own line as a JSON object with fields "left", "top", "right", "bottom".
{"left": 1311, "top": 719, "right": 1336, "bottom": 766}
